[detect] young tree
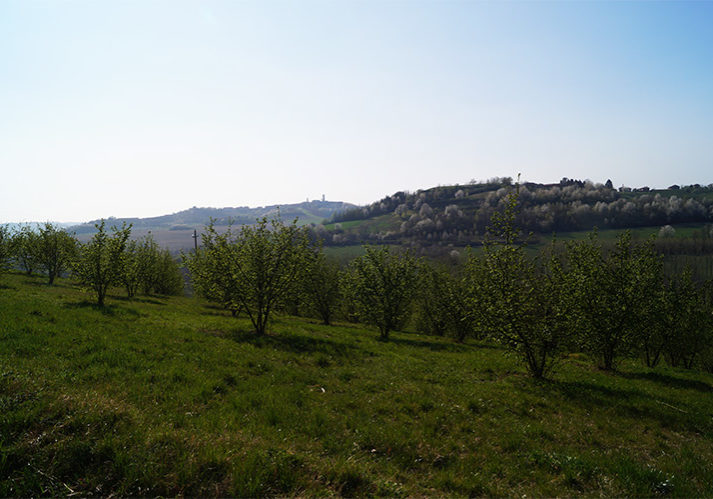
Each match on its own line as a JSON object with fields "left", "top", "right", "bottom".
{"left": 660, "top": 271, "right": 712, "bottom": 369}
{"left": 342, "top": 246, "right": 418, "bottom": 340}
{"left": 184, "top": 224, "right": 242, "bottom": 316}
{"left": 121, "top": 235, "right": 183, "bottom": 296}
{"left": 152, "top": 249, "right": 184, "bottom": 296}
{"left": 122, "top": 239, "right": 144, "bottom": 298}
{"left": 73, "top": 220, "right": 131, "bottom": 306}
{"left": 186, "top": 216, "right": 310, "bottom": 334}
{"left": 417, "top": 263, "right": 476, "bottom": 342}
{"left": 13, "top": 225, "right": 40, "bottom": 275}
{"left": 37, "top": 223, "right": 78, "bottom": 285}
{"left": 470, "top": 186, "right": 570, "bottom": 378}
{"left": 567, "top": 232, "right": 662, "bottom": 370}
{"left": 121, "top": 235, "right": 183, "bottom": 298}
{"left": 301, "top": 250, "right": 341, "bottom": 325}
{"left": 0, "top": 225, "right": 15, "bottom": 279}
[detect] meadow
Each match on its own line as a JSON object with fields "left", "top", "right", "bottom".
{"left": 2, "top": 272, "right": 713, "bottom": 496}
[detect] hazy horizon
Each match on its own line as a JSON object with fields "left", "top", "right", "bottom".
{"left": 1, "top": 176, "right": 704, "bottom": 226}
{"left": 2, "top": 1, "right": 712, "bottom": 223}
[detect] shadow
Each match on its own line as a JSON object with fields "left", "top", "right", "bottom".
{"left": 23, "top": 277, "right": 73, "bottom": 288}
{"left": 25, "top": 281, "right": 52, "bottom": 287}
{"left": 114, "top": 296, "right": 166, "bottom": 306}
{"left": 387, "top": 336, "right": 470, "bottom": 352}
{"left": 0, "top": 283, "right": 15, "bottom": 290}
{"left": 224, "top": 329, "right": 365, "bottom": 358}
{"left": 546, "top": 379, "right": 644, "bottom": 402}
{"left": 387, "top": 335, "right": 501, "bottom": 353}
{"left": 63, "top": 301, "right": 141, "bottom": 317}
{"left": 200, "top": 309, "right": 234, "bottom": 318}
{"left": 618, "top": 371, "right": 713, "bottom": 393}
{"left": 542, "top": 378, "right": 703, "bottom": 432}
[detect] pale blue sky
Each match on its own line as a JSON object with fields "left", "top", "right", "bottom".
{"left": 1, "top": 1, "right": 712, "bottom": 222}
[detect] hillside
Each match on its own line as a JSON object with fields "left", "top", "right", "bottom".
{"left": 319, "top": 179, "right": 713, "bottom": 249}
{"left": 2, "top": 272, "right": 713, "bottom": 496}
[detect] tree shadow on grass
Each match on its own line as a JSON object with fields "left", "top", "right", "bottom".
{"left": 543, "top": 378, "right": 704, "bottom": 432}
{"left": 114, "top": 296, "right": 166, "bottom": 306}
{"left": 24, "top": 280, "right": 73, "bottom": 289}
{"left": 63, "top": 301, "right": 141, "bottom": 318}
{"left": 386, "top": 335, "right": 502, "bottom": 353}
{"left": 227, "top": 330, "right": 365, "bottom": 358}
{"left": 0, "top": 283, "right": 16, "bottom": 290}
{"left": 618, "top": 370, "right": 712, "bottom": 393}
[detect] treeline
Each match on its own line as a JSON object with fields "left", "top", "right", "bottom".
{"left": 0, "top": 222, "right": 183, "bottom": 304}
{"left": 323, "top": 179, "right": 713, "bottom": 246}
{"left": 183, "top": 197, "right": 713, "bottom": 379}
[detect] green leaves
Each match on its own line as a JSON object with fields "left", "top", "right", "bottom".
{"left": 185, "top": 216, "right": 311, "bottom": 335}
{"left": 567, "top": 232, "right": 663, "bottom": 370}
{"left": 37, "top": 223, "right": 78, "bottom": 285}
{"left": 73, "top": 220, "right": 131, "bottom": 306}
{"left": 416, "top": 263, "right": 476, "bottom": 342}
{"left": 301, "top": 251, "right": 341, "bottom": 326}
{"left": 13, "top": 224, "right": 41, "bottom": 275}
{"left": 342, "top": 246, "right": 418, "bottom": 339}
{"left": 0, "top": 225, "right": 14, "bottom": 277}
{"left": 470, "top": 180, "right": 569, "bottom": 378}
{"left": 122, "top": 235, "right": 182, "bottom": 298}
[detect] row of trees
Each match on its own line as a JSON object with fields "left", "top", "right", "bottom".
{"left": 0, "top": 222, "right": 183, "bottom": 305}
{"left": 5, "top": 195, "right": 710, "bottom": 379}
{"left": 185, "top": 191, "right": 713, "bottom": 379}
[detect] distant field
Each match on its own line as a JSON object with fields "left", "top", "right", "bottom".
{"left": 2, "top": 272, "right": 713, "bottom": 496}
{"left": 552, "top": 223, "right": 709, "bottom": 242}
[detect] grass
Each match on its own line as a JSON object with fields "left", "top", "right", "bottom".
{"left": 2, "top": 272, "right": 713, "bottom": 496}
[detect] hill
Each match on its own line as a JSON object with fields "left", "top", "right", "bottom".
{"left": 62, "top": 179, "right": 713, "bottom": 255}
{"left": 320, "top": 178, "right": 713, "bottom": 249}
{"left": 2, "top": 271, "right": 713, "bottom": 496}
{"left": 69, "top": 200, "right": 356, "bottom": 251}
{"left": 73, "top": 200, "right": 355, "bottom": 233}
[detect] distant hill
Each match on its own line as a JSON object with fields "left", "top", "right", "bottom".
{"left": 71, "top": 200, "right": 357, "bottom": 235}
{"left": 317, "top": 178, "right": 713, "bottom": 248}
{"left": 65, "top": 179, "right": 713, "bottom": 253}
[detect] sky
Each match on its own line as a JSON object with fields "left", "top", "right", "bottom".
{"left": 1, "top": 1, "right": 712, "bottom": 223}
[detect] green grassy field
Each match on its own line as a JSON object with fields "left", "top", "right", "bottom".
{"left": 2, "top": 272, "right": 713, "bottom": 496}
